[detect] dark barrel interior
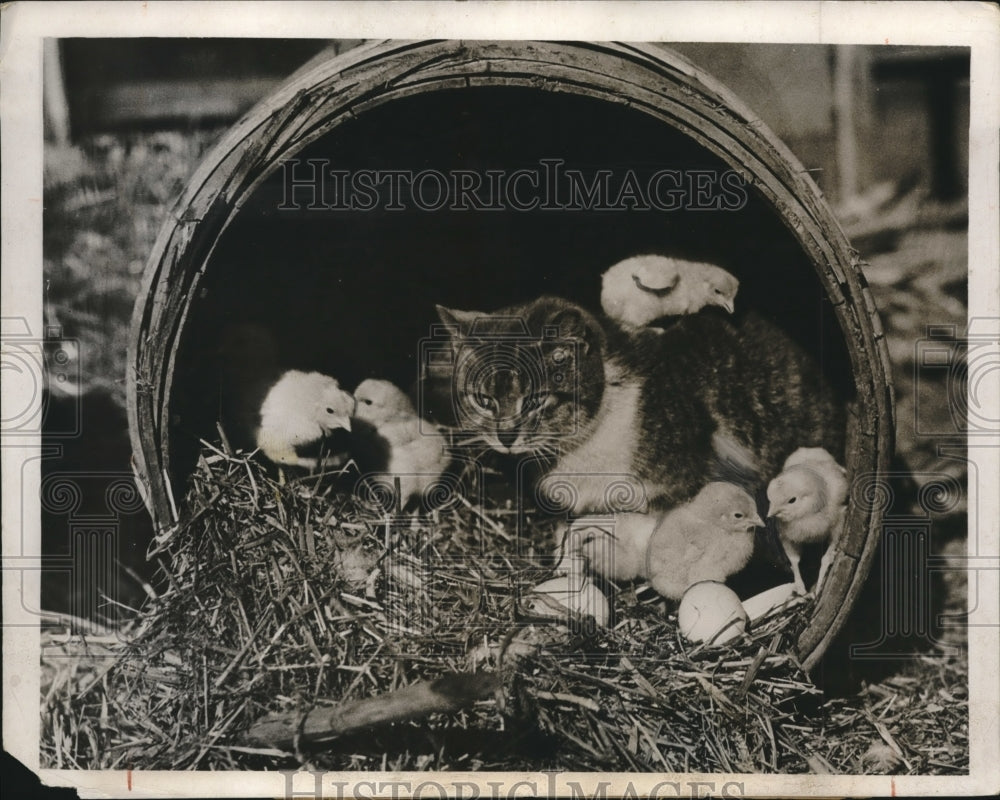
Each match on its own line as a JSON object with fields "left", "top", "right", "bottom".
{"left": 170, "top": 85, "right": 854, "bottom": 485}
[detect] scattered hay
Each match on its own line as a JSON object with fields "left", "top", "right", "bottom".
{"left": 39, "top": 446, "right": 968, "bottom": 773}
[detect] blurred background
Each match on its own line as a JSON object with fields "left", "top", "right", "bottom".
{"left": 40, "top": 39, "right": 969, "bottom": 651}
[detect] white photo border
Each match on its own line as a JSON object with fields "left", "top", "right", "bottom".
{"left": 2, "top": 2, "right": 998, "bottom": 797}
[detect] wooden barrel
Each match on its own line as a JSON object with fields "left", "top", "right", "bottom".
{"left": 127, "top": 40, "right": 894, "bottom": 671}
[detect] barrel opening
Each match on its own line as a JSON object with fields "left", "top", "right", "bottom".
{"left": 170, "top": 85, "right": 855, "bottom": 488}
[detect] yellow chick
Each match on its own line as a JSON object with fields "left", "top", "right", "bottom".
{"left": 645, "top": 482, "right": 764, "bottom": 600}
{"left": 353, "top": 379, "right": 450, "bottom": 510}
{"left": 255, "top": 370, "right": 355, "bottom": 470}
{"left": 600, "top": 254, "right": 739, "bottom": 331}
{"left": 767, "top": 447, "right": 848, "bottom": 594}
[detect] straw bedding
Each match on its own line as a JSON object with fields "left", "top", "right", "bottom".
{"left": 39, "top": 444, "right": 965, "bottom": 773}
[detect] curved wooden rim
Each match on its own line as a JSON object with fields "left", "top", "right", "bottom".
{"left": 127, "top": 40, "right": 894, "bottom": 671}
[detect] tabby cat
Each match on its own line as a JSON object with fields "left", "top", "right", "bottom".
{"left": 434, "top": 296, "right": 844, "bottom": 514}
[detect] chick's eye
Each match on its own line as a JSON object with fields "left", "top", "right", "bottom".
{"left": 362, "top": 399, "right": 373, "bottom": 406}
{"left": 326, "top": 407, "right": 335, "bottom": 414}
{"left": 734, "top": 512, "right": 744, "bottom": 519}
{"left": 788, "top": 497, "right": 797, "bottom": 504}
{"left": 714, "top": 288, "right": 724, "bottom": 294}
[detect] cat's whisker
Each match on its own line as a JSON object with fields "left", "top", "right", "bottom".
{"left": 531, "top": 442, "right": 560, "bottom": 459}
{"left": 463, "top": 444, "right": 497, "bottom": 463}
{"left": 453, "top": 435, "right": 489, "bottom": 448}
{"left": 532, "top": 439, "right": 567, "bottom": 458}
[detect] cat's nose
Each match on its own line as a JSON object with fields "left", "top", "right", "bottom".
{"left": 497, "top": 429, "right": 520, "bottom": 449}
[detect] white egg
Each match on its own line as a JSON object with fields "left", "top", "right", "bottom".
{"left": 677, "top": 581, "right": 748, "bottom": 645}
{"left": 741, "top": 581, "right": 799, "bottom": 623}
{"left": 528, "top": 576, "right": 610, "bottom": 627}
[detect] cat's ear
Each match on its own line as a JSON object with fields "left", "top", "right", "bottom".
{"left": 435, "top": 305, "right": 482, "bottom": 337}
{"left": 545, "top": 304, "right": 604, "bottom": 355}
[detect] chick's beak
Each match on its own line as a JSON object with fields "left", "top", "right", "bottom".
{"left": 722, "top": 298, "right": 735, "bottom": 314}
{"left": 766, "top": 501, "right": 778, "bottom": 519}
{"left": 333, "top": 415, "right": 351, "bottom": 433}
{"left": 750, "top": 513, "right": 765, "bottom": 529}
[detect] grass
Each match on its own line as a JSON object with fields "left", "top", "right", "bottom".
{"left": 44, "top": 130, "right": 224, "bottom": 405}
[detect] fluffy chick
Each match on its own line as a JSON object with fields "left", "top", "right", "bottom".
{"left": 600, "top": 254, "right": 739, "bottom": 331}
{"left": 255, "top": 370, "right": 355, "bottom": 470}
{"left": 353, "top": 379, "right": 450, "bottom": 510}
{"left": 569, "top": 513, "right": 662, "bottom": 582}
{"left": 767, "top": 447, "right": 848, "bottom": 594}
{"left": 645, "top": 482, "right": 764, "bottom": 600}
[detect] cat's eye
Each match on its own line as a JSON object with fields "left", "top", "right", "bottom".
{"left": 473, "top": 393, "right": 496, "bottom": 412}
